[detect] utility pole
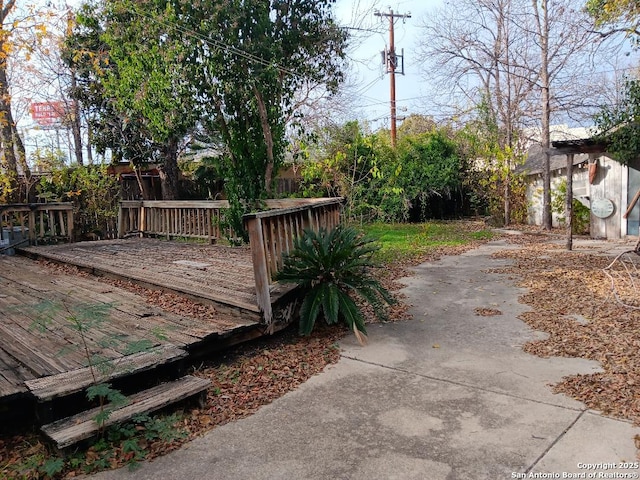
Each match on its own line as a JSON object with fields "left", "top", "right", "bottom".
{"left": 375, "top": 9, "right": 411, "bottom": 148}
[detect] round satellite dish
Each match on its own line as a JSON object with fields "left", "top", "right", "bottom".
{"left": 591, "top": 198, "right": 615, "bottom": 219}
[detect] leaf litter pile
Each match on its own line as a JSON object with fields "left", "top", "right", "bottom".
{"left": 494, "top": 234, "right": 640, "bottom": 446}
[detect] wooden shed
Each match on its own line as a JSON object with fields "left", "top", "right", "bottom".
{"left": 522, "top": 139, "right": 640, "bottom": 240}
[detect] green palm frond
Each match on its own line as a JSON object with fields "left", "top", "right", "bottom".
{"left": 276, "top": 224, "right": 395, "bottom": 344}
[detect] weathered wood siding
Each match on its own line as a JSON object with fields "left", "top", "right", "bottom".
{"left": 589, "top": 157, "right": 625, "bottom": 240}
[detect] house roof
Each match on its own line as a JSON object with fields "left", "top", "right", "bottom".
{"left": 518, "top": 143, "right": 590, "bottom": 176}
{"left": 550, "top": 138, "right": 609, "bottom": 154}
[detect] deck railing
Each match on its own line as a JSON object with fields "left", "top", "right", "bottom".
{"left": 118, "top": 200, "right": 232, "bottom": 242}
{"left": 0, "top": 203, "right": 74, "bottom": 250}
{"left": 244, "top": 198, "right": 343, "bottom": 324}
{"left": 117, "top": 198, "right": 343, "bottom": 325}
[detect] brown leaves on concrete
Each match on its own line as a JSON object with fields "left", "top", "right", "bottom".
{"left": 494, "top": 237, "right": 640, "bottom": 428}
{"left": 474, "top": 307, "right": 503, "bottom": 316}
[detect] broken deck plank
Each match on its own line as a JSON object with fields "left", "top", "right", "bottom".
{"left": 0, "top": 253, "right": 262, "bottom": 409}
{"left": 41, "top": 375, "right": 210, "bottom": 449}
{"left": 25, "top": 344, "right": 187, "bottom": 401}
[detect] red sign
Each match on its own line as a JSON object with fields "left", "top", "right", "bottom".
{"left": 30, "top": 101, "right": 66, "bottom": 126}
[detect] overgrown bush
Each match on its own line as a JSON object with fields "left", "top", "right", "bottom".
{"left": 299, "top": 120, "right": 475, "bottom": 223}
{"left": 551, "top": 179, "right": 590, "bottom": 234}
{"left": 36, "top": 164, "right": 120, "bottom": 240}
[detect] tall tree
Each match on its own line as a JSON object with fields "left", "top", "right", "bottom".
{"left": 66, "top": 0, "right": 346, "bottom": 209}
{"left": 192, "top": 0, "right": 347, "bottom": 206}
{"left": 0, "top": 0, "right": 34, "bottom": 202}
{"left": 18, "top": 7, "right": 87, "bottom": 166}
{"left": 418, "top": 0, "right": 613, "bottom": 226}
{"left": 418, "top": 0, "right": 536, "bottom": 225}
{"left": 66, "top": 0, "right": 199, "bottom": 199}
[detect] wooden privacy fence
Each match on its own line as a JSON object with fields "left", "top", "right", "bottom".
{"left": 0, "top": 203, "right": 74, "bottom": 250}
{"left": 117, "top": 198, "right": 343, "bottom": 325}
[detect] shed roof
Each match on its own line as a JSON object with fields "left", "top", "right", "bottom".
{"left": 518, "top": 143, "right": 589, "bottom": 176}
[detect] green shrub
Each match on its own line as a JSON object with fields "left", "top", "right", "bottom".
{"left": 276, "top": 225, "right": 395, "bottom": 344}
{"left": 551, "top": 179, "right": 590, "bottom": 234}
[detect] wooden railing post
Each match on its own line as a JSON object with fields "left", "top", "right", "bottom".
{"left": 66, "top": 208, "right": 74, "bottom": 242}
{"left": 28, "top": 209, "right": 36, "bottom": 244}
{"left": 117, "top": 203, "right": 125, "bottom": 239}
{"left": 246, "top": 216, "right": 273, "bottom": 326}
{"left": 140, "top": 204, "right": 146, "bottom": 237}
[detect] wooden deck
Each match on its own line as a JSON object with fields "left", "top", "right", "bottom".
{"left": 0, "top": 248, "right": 266, "bottom": 423}
{"left": 20, "top": 237, "right": 296, "bottom": 314}
{"left": 0, "top": 198, "right": 342, "bottom": 430}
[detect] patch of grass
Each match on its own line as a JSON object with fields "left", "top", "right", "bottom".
{"left": 362, "top": 220, "right": 495, "bottom": 263}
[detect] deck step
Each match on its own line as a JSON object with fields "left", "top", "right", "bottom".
{"left": 25, "top": 344, "right": 187, "bottom": 402}
{"left": 41, "top": 375, "right": 210, "bottom": 449}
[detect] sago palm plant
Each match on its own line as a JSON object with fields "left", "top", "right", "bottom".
{"left": 276, "top": 225, "right": 395, "bottom": 344}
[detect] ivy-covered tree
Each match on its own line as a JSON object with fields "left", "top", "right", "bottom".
{"left": 593, "top": 77, "right": 640, "bottom": 163}
{"left": 190, "top": 0, "right": 347, "bottom": 230}
{"left": 65, "top": 1, "right": 200, "bottom": 199}
{"left": 66, "top": 0, "right": 347, "bottom": 214}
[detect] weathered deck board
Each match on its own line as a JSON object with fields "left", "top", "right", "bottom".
{"left": 0, "top": 254, "right": 260, "bottom": 405}
{"left": 20, "top": 238, "right": 293, "bottom": 313}
{"left": 26, "top": 344, "right": 187, "bottom": 401}
{"left": 42, "top": 375, "right": 211, "bottom": 449}
{"left": 0, "top": 346, "right": 33, "bottom": 398}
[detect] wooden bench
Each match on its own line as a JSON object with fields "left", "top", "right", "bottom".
{"left": 41, "top": 375, "right": 211, "bottom": 449}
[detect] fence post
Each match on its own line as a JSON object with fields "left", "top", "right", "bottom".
{"left": 66, "top": 208, "right": 74, "bottom": 242}
{"left": 29, "top": 208, "right": 36, "bottom": 244}
{"left": 140, "top": 203, "right": 146, "bottom": 237}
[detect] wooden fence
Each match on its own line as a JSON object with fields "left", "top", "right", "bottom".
{"left": 118, "top": 198, "right": 343, "bottom": 325}
{"left": 0, "top": 203, "right": 74, "bottom": 250}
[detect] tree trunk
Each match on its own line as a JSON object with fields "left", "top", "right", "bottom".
{"left": 86, "top": 121, "right": 93, "bottom": 164}
{"left": 566, "top": 153, "right": 574, "bottom": 251}
{"left": 158, "top": 138, "right": 180, "bottom": 200}
{"left": 504, "top": 171, "right": 511, "bottom": 226}
{"left": 534, "top": 0, "right": 553, "bottom": 230}
{"left": 0, "top": 52, "right": 19, "bottom": 202}
{"left": 253, "top": 85, "right": 275, "bottom": 196}
{"left": 70, "top": 73, "right": 84, "bottom": 165}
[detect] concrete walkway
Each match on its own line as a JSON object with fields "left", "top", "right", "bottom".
{"left": 89, "top": 240, "right": 640, "bottom": 480}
